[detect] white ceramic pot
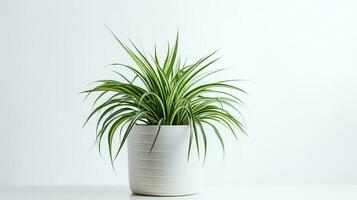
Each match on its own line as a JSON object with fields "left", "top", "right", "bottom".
{"left": 127, "top": 125, "right": 202, "bottom": 196}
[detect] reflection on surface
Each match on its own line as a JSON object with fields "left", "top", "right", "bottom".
{"left": 0, "top": 186, "right": 201, "bottom": 200}
{"left": 1, "top": 185, "right": 357, "bottom": 200}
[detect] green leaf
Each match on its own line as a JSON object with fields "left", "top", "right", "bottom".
{"left": 203, "top": 120, "right": 225, "bottom": 158}
{"left": 149, "top": 118, "right": 164, "bottom": 153}
{"left": 114, "top": 110, "right": 147, "bottom": 159}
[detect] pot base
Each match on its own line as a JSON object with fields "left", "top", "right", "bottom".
{"left": 132, "top": 191, "right": 199, "bottom": 197}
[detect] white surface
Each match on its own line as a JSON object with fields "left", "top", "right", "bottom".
{"left": 1, "top": 186, "right": 357, "bottom": 200}
{"left": 1, "top": 0, "right": 357, "bottom": 186}
{"left": 128, "top": 126, "right": 202, "bottom": 196}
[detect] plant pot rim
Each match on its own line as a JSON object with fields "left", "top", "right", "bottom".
{"left": 131, "top": 125, "right": 190, "bottom": 134}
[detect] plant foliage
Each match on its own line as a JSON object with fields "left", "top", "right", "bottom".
{"left": 83, "top": 29, "right": 246, "bottom": 166}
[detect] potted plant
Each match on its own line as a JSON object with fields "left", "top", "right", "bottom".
{"left": 83, "top": 29, "right": 246, "bottom": 196}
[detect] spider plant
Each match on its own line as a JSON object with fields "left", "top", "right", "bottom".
{"left": 83, "top": 29, "right": 246, "bottom": 166}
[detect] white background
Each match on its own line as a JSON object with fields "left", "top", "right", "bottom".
{"left": 1, "top": 0, "right": 356, "bottom": 186}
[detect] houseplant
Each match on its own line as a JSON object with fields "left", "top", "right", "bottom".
{"left": 83, "top": 29, "right": 246, "bottom": 196}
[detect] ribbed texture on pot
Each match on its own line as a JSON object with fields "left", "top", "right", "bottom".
{"left": 127, "top": 125, "right": 202, "bottom": 196}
